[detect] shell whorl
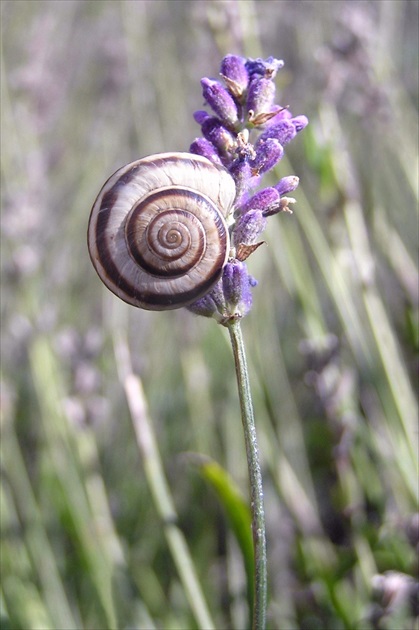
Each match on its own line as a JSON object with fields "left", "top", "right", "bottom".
{"left": 87, "top": 152, "right": 236, "bottom": 310}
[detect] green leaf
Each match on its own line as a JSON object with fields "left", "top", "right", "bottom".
{"left": 191, "top": 456, "right": 254, "bottom": 616}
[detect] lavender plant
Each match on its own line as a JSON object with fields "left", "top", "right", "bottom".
{"left": 188, "top": 54, "right": 308, "bottom": 630}
{"left": 188, "top": 54, "right": 307, "bottom": 325}
{"left": 87, "top": 52, "right": 308, "bottom": 630}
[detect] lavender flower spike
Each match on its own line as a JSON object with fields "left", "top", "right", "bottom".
{"left": 188, "top": 53, "right": 308, "bottom": 324}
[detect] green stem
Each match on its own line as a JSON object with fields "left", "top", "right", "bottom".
{"left": 227, "top": 319, "right": 267, "bottom": 630}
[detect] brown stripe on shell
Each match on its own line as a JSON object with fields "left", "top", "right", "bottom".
{"left": 124, "top": 189, "right": 220, "bottom": 277}
{"left": 93, "top": 187, "right": 142, "bottom": 301}
{"left": 132, "top": 263, "right": 225, "bottom": 308}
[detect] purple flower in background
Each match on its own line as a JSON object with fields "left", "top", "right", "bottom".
{"left": 189, "top": 55, "right": 307, "bottom": 325}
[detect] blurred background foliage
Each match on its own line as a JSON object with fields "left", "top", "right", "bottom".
{"left": 1, "top": 1, "right": 418, "bottom": 629}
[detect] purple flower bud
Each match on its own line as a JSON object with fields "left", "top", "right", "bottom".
{"left": 291, "top": 115, "right": 309, "bottom": 132}
{"left": 237, "top": 185, "right": 296, "bottom": 219}
{"left": 187, "top": 279, "right": 227, "bottom": 322}
{"left": 245, "top": 56, "right": 284, "bottom": 79}
{"left": 259, "top": 115, "right": 308, "bottom": 145}
{"left": 246, "top": 77, "right": 276, "bottom": 120}
{"left": 252, "top": 138, "right": 284, "bottom": 174}
{"left": 189, "top": 138, "right": 223, "bottom": 164}
{"left": 258, "top": 119, "right": 296, "bottom": 145}
{"left": 233, "top": 209, "right": 267, "bottom": 245}
{"left": 240, "top": 187, "right": 281, "bottom": 214}
{"left": 188, "top": 295, "right": 225, "bottom": 322}
{"left": 229, "top": 158, "right": 254, "bottom": 199}
{"left": 201, "top": 117, "right": 235, "bottom": 155}
{"left": 208, "top": 280, "right": 227, "bottom": 312}
{"left": 193, "top": 110, "right": 211, "bottom": 125}
{"left": 187, "top": 294, "right": 218, "bottom": 319}
{"left": 201, "top": 77, "right": 239, "bottom": 128}
{"left": 220, "top": 54, "right": 249, "bottom": 99}
{"left": 275, "top": 175, "right": 299, "bottom": 196}
{"left": 222, "top": 261, "right": 253, "bottom": 318}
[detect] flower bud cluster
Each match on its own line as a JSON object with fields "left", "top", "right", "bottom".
{"left": 188, "top": 55, "right": 308, "bottom": 325}
{"left": 188, "top": 261, "right": 257, "bottom": 324}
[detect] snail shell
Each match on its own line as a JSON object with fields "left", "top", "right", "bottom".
{"left": 88, "top": 152, "right": 236, "bottom": 310}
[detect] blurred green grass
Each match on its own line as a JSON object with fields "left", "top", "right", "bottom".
{"left": 1, "top": 1, "right": 418, "bottom": 629}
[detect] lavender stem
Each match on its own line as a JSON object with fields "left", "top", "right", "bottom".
{"left": 227, "top": 318, "right": 267, "bottom": 630}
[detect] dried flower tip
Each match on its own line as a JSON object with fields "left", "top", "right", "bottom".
{"left": 264, "top": 107, "right": 293, "bottom": 127}
{"left": 201, "top": 77, "right": 239, "bottom": 128}
{"left": 220, "top": 54, "right": 248, "bottom": 100}
{"left": 248, "top": 107, "right": 284, "bottom": 127}
{"left": 245, "top": 56, "right": 284, "bottom": 79}
{"left": 263, "top": 196, "right": 296, "bottom": 216}
{"left": 237, "top": 128, "right": 250, "bottom": 146}
{"left": 233, "top": 131, "right": 256, "bottom": 162}
{"left": 251, "top": 138, "right": 284, "bottom": 175}
{"left": 189, "top": 138, "right": 222, "bottom": 164}
{"left": 236, "top": 241, "right": 266, "bottom": 262}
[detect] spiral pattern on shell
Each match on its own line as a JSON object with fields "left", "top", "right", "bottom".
{"left": 87, "top": 152, "right": 237, "bottom": 310}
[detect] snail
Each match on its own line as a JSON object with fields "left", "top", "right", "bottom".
{"left": 88, "top": 152, "right": 237, "bottom": 310}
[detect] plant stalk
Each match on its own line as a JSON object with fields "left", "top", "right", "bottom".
{"left": 227, "top": 318, "right": 267, "bottom": 630}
